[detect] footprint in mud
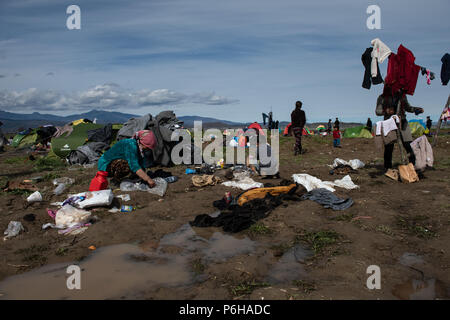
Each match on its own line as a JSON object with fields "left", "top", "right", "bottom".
{"left": 392, "top": 278, "right": 449, "bottom": 300}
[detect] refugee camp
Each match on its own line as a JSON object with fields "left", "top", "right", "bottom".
{"left": 0, "top": 0, "right": 449, "bottom": 306}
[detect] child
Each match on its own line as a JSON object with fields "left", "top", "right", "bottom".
{"left": 333, "top": 126, "right": 341, "bottom": 148}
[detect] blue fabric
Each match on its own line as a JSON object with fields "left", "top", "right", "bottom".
{"left": 333, "top": 138, "right": 340, "bottom": 147}
{"left": 98, "top": 139, "right": 143, "bottom": 173}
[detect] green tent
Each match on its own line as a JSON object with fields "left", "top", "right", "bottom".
{"left": 51, "top": 123, "right": 103, "bottom": 158}
{"left": 409, "top": 122, "right": 425, "bottom": 137}
{"left": 358, "top": 128, "right": 373, "bottom": 139}
{"left": 11, "top": 134, "right": 27, "bottom": 147}
{"left": 18, "top": 132, "right": 39, "bottom": 147}
{"left": 343, "top": 126, "right": 373, "bottom": 138}
{"left": 343, "top": 126, "right": 364, "bottom": 138}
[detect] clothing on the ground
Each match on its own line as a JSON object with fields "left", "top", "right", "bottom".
{"left": 291, "top": 108, "right": 306, "bottom": 128}
{"left": 362, "top": 47, "right": 383, "bottom": 89}
{"left": 68, "top": 142, "right": 109, "bottom": 165}
{"left": 292, "top": 127, "right": 302, "bottom": 153}
{"left": 384, "top": 45, "right": 421, "bottom": 95}
{"left": 87, "top": 124, "right": 113, "bottom": 144}
{"left": 301, "top": 188, "right": 353, "bottom": 210}
{"left": 410, "top": 135, "right": 433, "bottom": 171}
{"left": 441, "top": 53, "right": 450, "bottom": 86}
{"left": 98, "top": 139, "right": 143, "bottom": 173}
{"left": 370, "top": 38, "right": 392, "bottom": 78}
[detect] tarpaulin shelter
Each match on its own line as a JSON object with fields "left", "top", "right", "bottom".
{"left": 343, "top": 126, "right": 373, "bottom": 138}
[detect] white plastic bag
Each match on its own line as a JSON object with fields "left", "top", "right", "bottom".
{"left": 332, "top": 175, "right": 359, "bottom": 190}
{"left": 69, "top": 189, "right": 114, "bottom": 209}
{"left": 146, "top": 177, "right": 168, "bottom": 197}
{"left": 120, "top": 178, "right": 168, "bottom": 196}
{"left": 52, "top": 177, "right": 75, "bottom": 186}
{"left": 331, "top": 158, "right": 365, "bottom": 170}
{"left": 3, "top": 221, "right": 24, "bottom": 240}
{"left": 222, "top": 177, "right": 264, "bottom": 190}
{"left": 292, "top": 174, "right": 335, "bottom": 192}
{"left": 55, "top": 204, "right": 91, "bottom": 228}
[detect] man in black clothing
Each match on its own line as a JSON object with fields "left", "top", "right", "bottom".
{"left": 327, "top": 119, "right": 332, "bottom": 134}
{"left": 426, "top": 116, "right": 432, "bottom": 136}
{"left": 291, "top": 101, "right": 306, "bottom": 155}
{"left": 366, "top": 118, "right": 373, "bottom": 133}
{"left": 334, "top": 118, "right": 340, "bottom": 130}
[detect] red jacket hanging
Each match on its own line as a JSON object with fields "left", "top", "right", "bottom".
{"left": 384, "top": 44, "right": 420, "bottom": 95}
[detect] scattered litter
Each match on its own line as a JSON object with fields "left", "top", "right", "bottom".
{"left": 4, "top": 180, "right": 38, "bottom": 192}
{"left": 192, "top": 175, "right": 222, "bottom": 187}
{"left": 3, "top": 221, "right": 24, "bottom": 240}
{"left": 185, "top": 168, "right": 196, "bottom": 174}
{"left": 292, "top": 174, "right": 358, "bottom": 192}
{"left": 50, "top": 202, "right": 63, "bottom": 207}
{"left": 53, "top": 184, "right": 66, "bottom": 196}
{"left": 164, "top": 176, "right": 178, "bottom": 183}
{"left": 52, "top": 178, "right": 75, "bottom": 186}
{"left": 120, "top": 178, "right": 167, "bottom": 197}
{"left": 222, "top": 174, "right": 264, "bottom": 191}
{"left": 55, "top": 205, "right": 91, "bottom": 228}
{"left": 158, "top": 199, "right": 164, "bottom": 202}
{"left": 88, "top": 245, "right": 96, "bottom": 250}
{"left": 67, "top": 189, "right": 114, "bottom": 209}
{"left": 330, "top": 158, "right": 365, "bottom": 170}
{"left": 301, "top": 188, "right": 354, "bottom": 210}
{"left": 108, "top": 207, "right": 120, "bottom": 213}
{"left": 385, "top": 169, "right": 399, "bottom": 181}
{"left": 27, "top": 191, "right": 42, "bottom": 203}
{"left": 120, "top": 205, "right": 135, "bottom": 213}
{"left": 116, "top": 194, "right": 131, "bottom": 202}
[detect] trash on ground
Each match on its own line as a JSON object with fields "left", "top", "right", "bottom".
{"left": 385, "top": 169, "right": 399, "bottom": 181}
{"left": 116, "top": 194, "right": 131, "bottom": 202}
{"left": 164, "top": 176, "right": 178, "bottom": 183}
{"left": 222, "top": 176, "right": 264, "bottom": 190}
{"left": 52, "top": 178, "right": 75, "bottom": 186}
{"left": 330, "top": 158, "right": 365, "bottom": 170}
{"left": 185, "top": 168, "right": 196, "bottom": 174}
{"left": 108, "top": 207, "right": 120, "bottom": 213}
{"left": 66, "top": 189, "right": 114, "bottom": 209}
{"left": 27, "top": 191, "right": 43, "bottom": 203}
{"left": 192, "top": 175, "right": 222, "bottom": 187}
{"left": 3, "top": 221, "right": 24, "bottom": 240}
{"left": 292, "top": 174, "right": 358, "bottom": 192}
{"left": 301, "top": 188, "right": 354, "bottom": 210}
{"left": 120, "top": 178, "right": 167, "bottom": 197}
{"left": 4, "top": 180, "right": 38, "bottom": 192}
{"left": 120, "top": 205, "right": 136, "bottom": 213}
{"left": 88, "top": 245, "right": 96, "bottom": 250}
{"left": 54, "top": 204, "right": 92, "bottom": 228}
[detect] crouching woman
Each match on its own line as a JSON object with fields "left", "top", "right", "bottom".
{"left": 89, "top": 130, "right": 157, "bottom": 191}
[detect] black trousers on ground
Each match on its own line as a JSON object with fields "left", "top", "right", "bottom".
{"left": 384, "top": 142, "right": 416, "bottom": 170}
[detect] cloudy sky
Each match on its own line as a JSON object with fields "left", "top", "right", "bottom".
{"left": 0, "top": 0, "right": 449, "bottom": 122}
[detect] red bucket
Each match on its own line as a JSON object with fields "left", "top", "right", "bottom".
{"left": 89, "top": 171, "right": 109, "bottom": 191}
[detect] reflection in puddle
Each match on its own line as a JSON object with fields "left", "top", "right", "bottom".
{"left": 266, "top": 245, "right": 312, "bottom": 284}
{"left": 398, "top": 253, "right": 424, "bottom": 267}
{"left": 392, "top": 278, "right": 449, "bottom": 300}
{"left": 0, "top": 222, "right": 256, "bottom": 299}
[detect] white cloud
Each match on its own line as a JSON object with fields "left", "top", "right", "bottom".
{"left": 0, "top": 84, "right": 239, "bottom": 112}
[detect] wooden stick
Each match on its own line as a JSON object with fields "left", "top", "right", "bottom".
{"left": 432, "top": 94, "right": 450, "bottom": 146}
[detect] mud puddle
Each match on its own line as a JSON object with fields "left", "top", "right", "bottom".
{"left": 266, "top": 245, "right": 312, "bottom": 284}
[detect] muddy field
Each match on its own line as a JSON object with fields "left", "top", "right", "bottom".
{"left": 0, "top": 133, "right": 449, "bottom": 300}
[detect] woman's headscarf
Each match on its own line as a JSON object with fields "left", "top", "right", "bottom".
{"left": 133, "top": 130, "right": 157, "bottom": 150}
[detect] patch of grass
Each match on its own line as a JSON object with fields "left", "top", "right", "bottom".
{"left": 231, "top": 280, "right": 270, "bottom": 296}
{"left": 395, "top": 215, "right": 437, "bottom": 239}
{"left": 248, "top": 223, "right": 272, "bottom": 236}
{"left": 310, "top": 135, "right": 329, "bottom": 145}
{"left": 376, "top": 224, "right": 395, "bottom": 236}
{"left": 15, "top": 244, "right": 49, "bottom": 255}
{"left": 191, "top": 258, "right": 206, "bottom": 275}
{"left": 4, "top": 156, "right": 27, "bottom": 165}
{"left": 23, "top": 254, "right": 47, "bottom": 265}
{"left": 295, "top": 230, "right": 340, "bottom": 254}
{"left": 270, "top": 242, "right": 293, "bottom": 256}
{"left": 292, "top": 280, "right": 317, "bottom": 294}
{"left": 6, "top": 189, "right": 32, "bottom": 196}
{"left": 435, "top": 158, "right": 450, "bottom": 169}
{"left": 55, "top": 247, "right": 69, "bottom": 256}
{"left": 33, "top": 156, "right": 66, "bottom": 172}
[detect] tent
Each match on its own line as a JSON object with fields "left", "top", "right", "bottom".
{"left": 409, "top": 121, "right": 426, "bottom": 137}
{"left": 51, "top": 123, "right": 104, "bottom": 158}
{"left": 11, "top": 126, "right": 57, "bottom": 148}
{"left": 343, "top": 125, "right": 373, "bottom": 138}
{"left": 283, "top": 123, "right": 312, "bottom": 136}
{"left": 316, "top": 125, "right": 326, "bottom": 132}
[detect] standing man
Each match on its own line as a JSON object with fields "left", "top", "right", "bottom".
{"left": 334, "top": 117, "right": 340, "bottom": 130}
{"left": 366, "top": 117, "right": 373, "bottom": 133}
{"left": 327, "top": 119, "right": 332, "bottom": 135}
{"left": 291, "top": 101, "right": 306, "bottom": 155}
{"left": 426, "top": 116, "right": 432, "bottom": 136}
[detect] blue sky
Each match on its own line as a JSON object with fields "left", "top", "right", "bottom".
{"left": 0, "top": 0, "right": 449, "bottom": 123}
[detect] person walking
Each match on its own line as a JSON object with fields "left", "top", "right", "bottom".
{"left": 366, "top": 118, "right": 373, "bottom": 133}
{"left": 426, "top": 116, "right": 432, "bottom": 136}
{"left": 291, "top": 101, "right": 306, "bottom": 155}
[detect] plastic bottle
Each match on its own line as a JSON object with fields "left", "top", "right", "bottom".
{"left": 121, "top": 205, "right": 135, "bottom": 213}
{"left": 164, "top": 176, "right": 178, "bottom": 183}
{"left": 185, "top": 168, "right": 196, "bottom": 174}
{"left": 53, "top": 183, "right": 66, "bottom": 195}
